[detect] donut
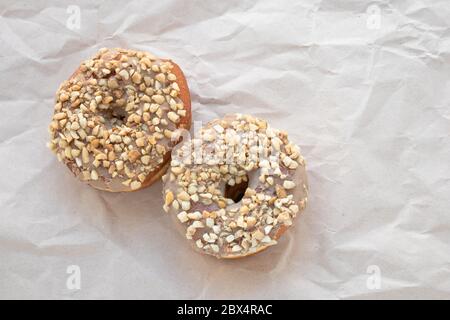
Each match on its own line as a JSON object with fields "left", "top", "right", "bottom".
{"left": 48, "top": 48, "right": 191, "bottom": 192}
{"left": 162, "top": 114, "right": 308, "bottom": 259}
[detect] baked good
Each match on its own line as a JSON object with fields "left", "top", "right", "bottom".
{"left": 162, "top": 114, "right": 308, "bottom": 258}
{"left": 48, "top": 48, "right": 191, "bottom": 192}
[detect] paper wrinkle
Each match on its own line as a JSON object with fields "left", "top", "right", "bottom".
{"left": 0, "top": 0, "right": 449, "bottom": 299}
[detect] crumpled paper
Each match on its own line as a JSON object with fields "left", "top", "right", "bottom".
{"left": 1, "top": 0, "right": 449, "bottom": 299}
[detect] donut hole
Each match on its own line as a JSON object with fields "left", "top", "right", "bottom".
{"left": 99, "top": 106, "right": 127, "bottom": 129}
{"left": 224, "top": 175, "right": 249, "bottom": 203}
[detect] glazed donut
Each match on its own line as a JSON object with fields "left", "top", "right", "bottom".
{"left": 48, "top": 48, "right": 191, "bottom": 192}
{"left": 162, "top": 114, "right": 308, "bottom": 259}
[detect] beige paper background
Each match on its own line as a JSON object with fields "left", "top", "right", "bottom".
{"left": 0, "top": 0, "right": 449, "bottom": 299}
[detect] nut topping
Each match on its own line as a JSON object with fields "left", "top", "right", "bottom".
{"left": 163, "top": 114, "right": 308, "bottom": 258}
{"left": 48, "top": 48, "right": 188, "bottom": 192}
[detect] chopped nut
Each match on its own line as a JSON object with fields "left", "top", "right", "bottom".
{"left": 151, "top": 65, "right": 160, "bottom": 72}
{"left": 261, "top": 236, "right": 272, "bottom": 244}
{"left": 164, "top": 130, "right": 173, "bottom": 139}
{"left": 71, "top": 149, "right": 80, "bottom": 158}
{"left": 70, "top": 122, "right": 80, "bottom": 131}
{"left": 82, "top": 147, "right": 89, "bottom": 163}
{"left": 171, "top": 166, "right": 184, "bottom": 175}
{"left": 213, "top": 125, "right": 224, "bottom": 133}
{"left": 177, "top": 191, "right": 190, "bottom": 201}
{"left": 240, "top": 205, "right": 249, "bottom": 215}
{"left": 95, "top": 153, "right": 107, "bottom": 161}
{"left": 128, "top": 150, "right": 140, "bottom": 162}
{"left": 123, "top": 136, "right": 132, "bottom": 145}
{"left": 206, "top": 218, "right": 215, "bottom": 228}
{"left": 141, "top": 95, "right": 151, "bottom": 103}
{"left": 232, "top": 245, "right": 242, "bottom": 253}
{"left": 246, "top": 217, "right": 257, "bottom": 228}
{"left": 177, "top": 211, "right": 189, "bottom": 223}
{"left": 212, "top": 225, "right": 221, "bottom": 234}
{"left": 290, "top": 205, "right": 299, "bottom": 214}
{"left": 59, "top": 93, "right": 69, "bottom": 102}
{"left": 131, "top": 72, "right": 142, "bottom": 84}
{"left": 289, "top": 160, "right": 299, "bottom": 169}
{"left": 110, "top": 134, "right": 122, "bottom": 144}
{"left": 141, "top": 155, "right": 151, "bottom": 165}
{"left": 79, "top": 117, "right": 87, "bottom": 129}
{"left": 188, "top": 185, "right": 198, "bottom": 194}
{"left": 203, "top": 132, "right": 215, "bottom": 142}
{"left": 149, "top": 104, "right": 159, "bottom": 113}
{"left": 188, "top": 211, "right": 202, "bottom": 220}
{"left": 118, "top": 69, "right": 129, "bottom": 80}
{"left": 264, "top": 225, "right": 273, "bottom": 235}
{"left": 186, "top": 226, "right": 195, "bottom": 238}
{"left": 276, "top": 185, "right": 287, "bottom": 198}
{"left": 191, "top": 221, "right": 204, "bottom": 229}
{"left": 167, "top": 111, "right": 180, "bottom": 123}
{"left": 90, "top": 170, "right": 98, "bottom": 180}
{"left": 283, "top": 180, "right": 296, "bottom": 190}
{"left": 165, "top": 191, "right": 174, "bottom": 206}
{"left": 253, "top": 230, "right": 265, "bottom": 241}
{"left": 122, "top": 179, "right": 131, "bottom": 187}
{"left": 54, "top": 112, "right": 67, "bottom": 120}
{"left": 172, "top": 82, "right": 180, "bottom": 91}
{"left": 155, "top": 73, "right": 166, "bottom": 83}
{"left": 135, "top": 137, "right": 146, "bottom": 147}
{"left": 181, "top": 201, "right": 191, "bottom": 211}
{"left": 140, "top": 57, "right": 152, "bottom": 67}
{"left": 237, "top": 216, "right": 246, "bottom": 228}
{"left": 116, "top": 160, "right": 124, "bottom": 170}
{"left": 144, "top": 76, "right": 152, "bottom": 86}
{"left": 152, "top": 94, "right": 165, "bottom": 104}
{"left": 108, "top": 151, "right": 115, "bottom": 161}
{"left": 156, "top": 144, "right": 166, "bottom": 154}
{"left": 226, "top": 235, "right": 235, "bottom": 243}
{"left": 196, "top": 239, "right": 204, "bottom": 248}
{"left": 108, "top": 78, "right": 119, "bottom": 89}
{"left": 64, "top": 147, "right": 72, "bottom": 159}
{"left": 103, "top": 96, "right": 113, "bottom": 104}
{"left": 130, "top": 181, "right": 142, "bottom": 190}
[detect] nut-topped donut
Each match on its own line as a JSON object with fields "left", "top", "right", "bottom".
{"left": 48, "top": 48, "right": 191, "bottom": 192}
{"left": 162, "top": 114, "right": 308, "bottom": 258}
